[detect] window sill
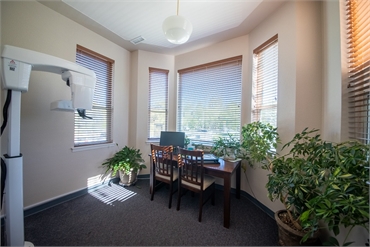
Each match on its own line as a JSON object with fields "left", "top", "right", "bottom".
{"left": 146, "top": 139, "right": 160, "bottom": 144}
{"left": 71, "top": 142, "right": 117, "bottom": 152}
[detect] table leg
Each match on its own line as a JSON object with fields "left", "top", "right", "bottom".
{"left": 223, "top": 175, "right": 231, "bottom": 228}
{"left": 236, "top": 162, "right": 241, "bottom": 199}
{"left": 149, "top": 158, "right": 153, "bottom": 194}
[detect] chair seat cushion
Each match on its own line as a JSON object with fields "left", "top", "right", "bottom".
{"left": 182, "top": 175, "right": 215, "bottom": 190}
{"left": 156, "top": 168, "right": 178, "bottom": 181}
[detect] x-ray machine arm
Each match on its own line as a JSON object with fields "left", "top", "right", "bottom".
{"left": 1, "top": 45, "right": 96, "bottom": 246}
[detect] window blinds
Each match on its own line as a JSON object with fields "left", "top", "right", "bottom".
{"left": 148, "top": 68, "right": 169, "bottom": 139}
{"left": 346, "top": 0, "right": 370, "bottom": 142}
{"left": 252, "top": 34, "right": 278, "bottom": 127}
{"left": 75, "top": 45, "right": 113, "bottom": 146}
{"left": 178, "top": 56, "right": 242, "bottom": 143}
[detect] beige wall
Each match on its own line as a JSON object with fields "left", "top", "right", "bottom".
{"left": 249, "top": 0, "right": 322, "bottom": 214}
{"left": 130, "top": 50, "right": 175, "bottom": 174}
{"left": 1, "top": 1, "right": 130, "bottom": 208}
{"left": 322, "top": 0, "right": 343, "bottom": 142}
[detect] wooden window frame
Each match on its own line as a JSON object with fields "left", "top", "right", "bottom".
{"left": 252, "top": 34, "right": 279, "bottom": 127}
{"left": 148, "top": 67, "right": 169, "bottom": 140}
{"left": 177, "top": 56, "right": 242, "bottom": 143}
{"left": 74, "top": 45, "right": 114, "bottom": 147}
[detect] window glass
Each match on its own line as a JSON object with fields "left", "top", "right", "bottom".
{"left": 74, "top": 45, "right": 113, "bottom": 146}
{"left": 346, "top": 0, "right": 370, "bottom": 143}
{"left": 252, "top": 35, "right": 278, "bottom": 127}
{"left": 148, "top": 68, "right": 169, "bottom": 140}
{"left": 178, "top": 56, "right": 242, "bottom": 143}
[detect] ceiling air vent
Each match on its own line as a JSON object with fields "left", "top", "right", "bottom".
{"left": 130, "top": 36, "right": 145, "bottom": 45}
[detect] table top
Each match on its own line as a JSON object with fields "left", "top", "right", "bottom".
{"left": 150, "top": 152, "right": 241, "bottom": 174}
{"left": 204, "top": 159, "right": 241, "bottom": 174}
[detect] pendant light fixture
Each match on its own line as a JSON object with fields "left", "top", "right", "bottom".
{"left": 162, "top": 0, "right": 193, "bottom": 44}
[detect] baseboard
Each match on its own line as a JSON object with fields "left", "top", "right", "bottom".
{"left": 215, "top": 183, "right": 275, "bottom": 220}
{"left": 1, "top": 174, "right": 274, "bottom": 226}
{"left": 137, "top": 174, "right": 150, "bottom": 179}
{"left": 0, "top": 176, "right": 122, "bottom": 226}
{"left": 241, "top": 191, "right": 275, "bottom": 219}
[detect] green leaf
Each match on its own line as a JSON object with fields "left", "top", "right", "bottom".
{"left": 339, "top": 173, "right": 353, "bottom": 178}
{"left": 333, "top": 225, "right": 340, "bottom": 236}
{"left": 359, "top": 209, "right": 370, "bottom": 217}
{"left": 301, "top": 233, "right": 309, "bottom": 244}
{"left": 323, "top": 237, "right": 340, "bottom": 246}
{"left": 300, "top": 186, "right": 308, "bottom": 193}
{"left": 332, "top": 184, "right": 340, "bottom": 190}
{"left": 333, "top": 168, "right": 341, "bottom": 176}
{"left": 300, "top": 210, "right": 310, "bottom": 222}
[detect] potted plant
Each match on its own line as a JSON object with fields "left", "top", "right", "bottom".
{"left": 102, "top": 146, "right": 147, "bottom": 186}
{"left": 240, "top": 123, "right": 369, "bottom": 245}
{"left": 267, "top": 128, "right": 369, "bottom": 245}
{"left": 241, "top": 122, "right": 318, "bottom": 245}
{"left": 240, "top": 121, "right": 280, "bottom": 170}
{"left": 210, "top": 133, "right": 241, "bottom": 160}
{"left": 297, "top": 137, "right": 369, "bottom": 246}
{"left": 184, "top": 135, "right": 190, "bottom": 149}
{"left": 266, "top": 128, "right": 322, "bottom": 245}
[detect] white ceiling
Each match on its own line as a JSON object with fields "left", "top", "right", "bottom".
{"left": 38, "top": 0, "right": 286, "bottom": 55}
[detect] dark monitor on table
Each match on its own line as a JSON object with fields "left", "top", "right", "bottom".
{"left": 159, "top": 131, "right": 185, "bottom": 151}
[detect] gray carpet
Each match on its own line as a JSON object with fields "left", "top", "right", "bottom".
{"left": 22, "top": 178, "right": 279, "bottom": 246}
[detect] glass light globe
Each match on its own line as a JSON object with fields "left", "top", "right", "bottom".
{"left": 162, "top": 15, "right": 193, "bottom": 44}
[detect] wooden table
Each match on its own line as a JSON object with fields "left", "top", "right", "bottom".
{"left": 149, "top": 155, "right": 241, "bottom": 228}
{"left": 204, "top": 159, "right": 241, "bottom": 228}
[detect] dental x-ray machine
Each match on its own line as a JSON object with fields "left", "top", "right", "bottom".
{"left": 1, "top": 45, "right": 96, "bottom": 246}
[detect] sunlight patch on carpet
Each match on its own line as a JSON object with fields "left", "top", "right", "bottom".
{"left": 89, "top": 183, "right": 137, "bottom": 205}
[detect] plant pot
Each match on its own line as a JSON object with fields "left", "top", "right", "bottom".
{"left": 275, "top": 210, "right": 319, "bottom": 246}
{"left": 118, "top": 170, "right": 138, "bottom": 186}
{"left": 222, "top": 155, "right": 235, "bottom": 161}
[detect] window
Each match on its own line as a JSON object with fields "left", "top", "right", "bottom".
{"left": 74, "top": 45, "right": 113, "bottom": 146}
{"left": 148, "top": 68, "right": 169, "bottom": 139}
{"left": 252, "top": 34, "right": 278, "bottom": 127}
{"left": 346, "top": 0, "right": 370, "bottom": 143}
{"left": 178, "top": 56, "right": 242, "bottom": 143}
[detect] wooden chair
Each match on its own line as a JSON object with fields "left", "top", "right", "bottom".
{"left": 150, "top": 144, "right": 178, "bottom": 208}
{"left": 177, "top": 148, "right": 215, "bottom": 222}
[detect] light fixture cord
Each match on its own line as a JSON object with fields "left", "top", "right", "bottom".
{"left": 177, "top": 0, "right": 179, "bottom": 15}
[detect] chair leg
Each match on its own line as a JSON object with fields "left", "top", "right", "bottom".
{"left": 151, "top": 179, "right": 155, "bottom": 201}
{"left": 177, "top": 186, "right": 182, "bottom": 211}
{"left": 211, "top": 184, "right": 215, "bottom": 206}
{"left": 168, "top": 182, "right": 173, "bottom": 209}
{"left": 198, "top": 192, "right": 203, "bottom": 222}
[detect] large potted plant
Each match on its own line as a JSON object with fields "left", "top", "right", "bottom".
{"left": 266, "top": 128, "right": 323, "bottom": 245}
{"left": 240, "top": 123, "right": 369, "bottom": 246}
{"left": 267, "top": 128, "right": 369, "bottom": 245}
{"left": 241, "top": 122, "right": 318, "bottom": 245}
{"left": 290, "top": 133, "right": 369, "bottom": 246}
{"left": 102, "top": 146, "right": 146, "bottom": 186}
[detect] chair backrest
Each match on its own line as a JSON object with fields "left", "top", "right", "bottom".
{"left": 177, "top": 148, "right": 204, "bottom": 188}
{"left": 150, "top": 144, "right": 174, "bottom": 178}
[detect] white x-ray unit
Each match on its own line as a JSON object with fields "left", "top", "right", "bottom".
{"left": 1, "top": 45, "right": 96, "bottom": 246}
